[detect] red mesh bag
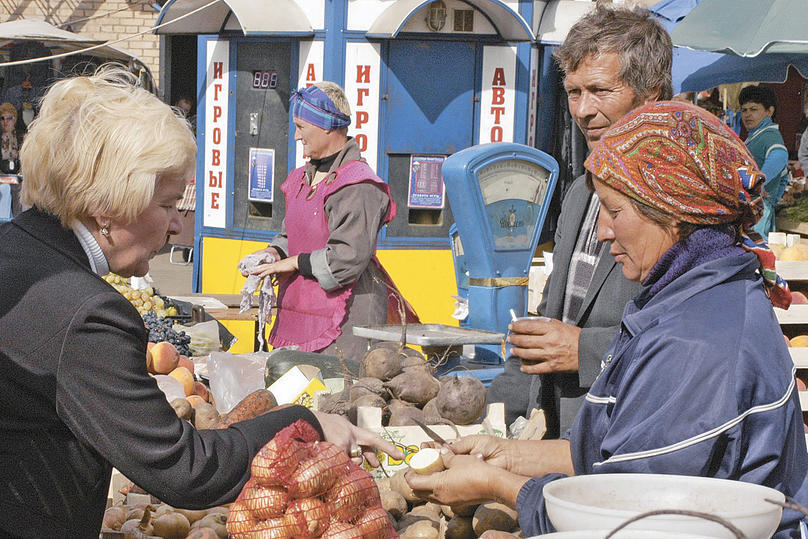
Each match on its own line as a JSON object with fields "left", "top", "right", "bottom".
{"left": 227, "top": 420, "right": 398, "bottom": 538}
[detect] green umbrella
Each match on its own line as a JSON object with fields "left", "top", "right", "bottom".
{"left": 670, "top": 0, "right": 808, "bottom": 57}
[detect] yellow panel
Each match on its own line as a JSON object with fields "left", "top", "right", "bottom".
{"left": 200, "top": 237, "right": 458, "bottom": 328}
{"left": 376, "top": 249, "right": 458, "bottom": 327}
{"left": 201, "top": 236, "right": 268, "bottom": 295}
{"left": 220, "top": 319, "right": 259, "bottom": 354}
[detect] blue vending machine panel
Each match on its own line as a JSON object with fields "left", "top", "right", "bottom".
{"left": 442, "top": 143, "right": 559, "bottom": 363}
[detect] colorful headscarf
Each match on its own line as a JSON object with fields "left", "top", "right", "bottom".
{"left": 585, "top": 100, "right": 791, "bottom": 309}
{"left": 290, "top": 86, "right": 351, "bottom": 130}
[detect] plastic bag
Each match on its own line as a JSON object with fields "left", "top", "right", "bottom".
{"left": 207, "top": 351, "right": 270, "bottom": 414}
{"left": 153, "top": 374, "right": 185, "bottom": 403}
{"left": 227, "top": 420, "right": 396, "bottom": 538}
{"left": 174, "top": 320, "right": 222, "bottom": 356}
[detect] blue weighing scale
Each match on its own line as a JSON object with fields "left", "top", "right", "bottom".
{"left": 353, "top": 143, "right": 558, "bottom": 384}
{"left": 440, "top": 142, "right": 558, "bottom": 381}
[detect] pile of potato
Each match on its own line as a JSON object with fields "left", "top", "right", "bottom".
{"left": 378, "top": 469, "right": 520, "bottom": 538}
{"left": 317, "top": 342, "right": 488, "bottom": 428}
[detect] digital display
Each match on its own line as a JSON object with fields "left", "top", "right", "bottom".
{"left": 252, "top": 70, "right": 278, "bottom": 89}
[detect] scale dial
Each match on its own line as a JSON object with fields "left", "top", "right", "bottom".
{"left": 476, "top": 158, "right": 551, "bottom": 251}
{"left": 477, "top": 158, "right": 550, "bottom": 205}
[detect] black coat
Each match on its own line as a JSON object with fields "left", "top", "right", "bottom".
{"left": 0, "top": 208, "right": 320, "bottom": 538}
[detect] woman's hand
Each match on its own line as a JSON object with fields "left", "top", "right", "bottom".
{"left": 405, "top": 449, "right": 530, "bottom": 508}
{"left": 239, "top": 247, "right": 281, "bottom": 276}
{"left": 447, "top": 435, "right": 574, "bottom": 478}
{"left": 250, "top": 254, "right": 299, "bottom": 280}
{"left": 311, "top": 410, "right": 403, "bottom": 467}
{"left": 405, "top": 450, "right": 497, "bottom": 506}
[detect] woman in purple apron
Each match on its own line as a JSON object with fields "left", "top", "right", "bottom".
{"left": 246, "top": 82, "right": 417, "bottom": 360}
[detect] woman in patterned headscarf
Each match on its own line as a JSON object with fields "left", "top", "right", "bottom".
{"left": 405, "top": 101, "right": 808, "bottom": 538}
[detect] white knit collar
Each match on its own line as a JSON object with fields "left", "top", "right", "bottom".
{"left": 71, "top": 220, "right": 110, "bottom": 276}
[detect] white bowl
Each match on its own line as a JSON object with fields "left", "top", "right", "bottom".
{"left": 532, "top": 531, "right": 712, "bottom": 538}
{"left": 543, "top": 474, "right": 785, "bottom": 539}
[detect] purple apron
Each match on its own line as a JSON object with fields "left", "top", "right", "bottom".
{"left": 269, "top": 160, "right": 413, "bottom": 352}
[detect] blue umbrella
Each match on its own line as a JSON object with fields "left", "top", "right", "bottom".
{"left": 650, "top": 0, "right": 808, "bottom": 93}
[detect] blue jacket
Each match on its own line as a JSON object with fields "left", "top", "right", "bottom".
{"left": 517, "top": 253, "right": 808, "bottom": 537}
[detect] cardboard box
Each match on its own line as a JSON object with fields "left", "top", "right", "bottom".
{"left": 356, "top": 402, "right": 507, "bottom": 479}
{"left": 268, "top": 364, "right": 327, "bottom": 408}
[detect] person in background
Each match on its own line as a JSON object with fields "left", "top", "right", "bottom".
{"left": 243, "top": 82, "right": 416, "bottom": 361}
{"left": 488, "top": 4, "right": 669, "bottom": 437}
{"left": 739, "top": 84, "right": 789, "bottom": 239}
{"left": 406, "top": 101, "right": 808, "bottom": 538}
{"left": 796, "top": 95, "right": 808, "bottom": 176}
{"left": 174, "top": 96, "right": 196, "bottom": 136}
{"left": 0, "top": 102, "right": 21, "bottom": 173}
{"left": 0, "top": 67, "right": 401, "bottom": 537}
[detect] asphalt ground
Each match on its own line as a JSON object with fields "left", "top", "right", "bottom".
{"left": 147, "top": 244, "right": 194, "bottom": 297}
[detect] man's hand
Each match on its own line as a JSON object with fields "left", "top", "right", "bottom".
{"left": 508, "top": 318, "right": 581, "bottom": 374}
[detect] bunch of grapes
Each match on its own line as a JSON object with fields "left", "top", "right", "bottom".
{"left": 143, "top": 311, "right": 192, "bottom": 356}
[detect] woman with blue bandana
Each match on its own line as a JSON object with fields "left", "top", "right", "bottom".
{"left": 244, "top": 82, "right": 417, "bottom": 360}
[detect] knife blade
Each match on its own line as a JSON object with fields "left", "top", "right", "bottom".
{"left": 412, "top": 418, "right": 453, "bottom": 451}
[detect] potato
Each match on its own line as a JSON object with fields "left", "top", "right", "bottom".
{"left": 436, "top": 375, "right": 486, "bottom": 425}
{"left": 409, "top": 502, "right": 443, "bottom": 522}
{"left": 399, "top": 518, "right": 439, "bottom": 539}
{"left": 409, "top": 448, "right": 444, "bottom": 474}
{"left": 169, "top": 398, "right": 193, "bottom": 421}
{"left": 379, "top": 488, "right": 408, "bottom": 519}
{"left": 446, "top": 515, "right": 475, "bottom": 539}
{"left": 385, "top": 370, "right": 440, "bottom": 407}
{"left": 390, "top": 468, "right": 421, "bottom": 503}
{"left": 213, "top": 388, "right": 278, "bottom": 428}
{"left": 472, "top": 502, "right": 518, "bottom": 535}
{"left": 192, "top": 402, "right": 220, "bottom": 429}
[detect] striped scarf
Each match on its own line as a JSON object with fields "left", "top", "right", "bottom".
{"left": 585, "top": 100, "right": 791, "bottom": 309}
{"left": 290, "top": 86, "right": 350, "bottom": 130}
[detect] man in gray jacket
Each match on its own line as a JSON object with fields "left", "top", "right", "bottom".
{"left": 488, "top": 4, "right": 673, "bottom": 437}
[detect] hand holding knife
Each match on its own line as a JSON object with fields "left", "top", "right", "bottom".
{"left": 412, "top": 418, "right": 454, "bottom": 453}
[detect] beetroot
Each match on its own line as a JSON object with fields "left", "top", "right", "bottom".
{"left": 384, "top": 370, "right": 440, "bottom": 407}
{"left": 435, "top": 375, "right": 486, "bottom": 425}
{"left": 361, "top": 345, "right": 403, "bottom": 381}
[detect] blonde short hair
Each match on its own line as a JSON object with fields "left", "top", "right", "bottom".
{"left": 313, "top": 81, "right": 351, "bottom": 117}
{"left": 20, "top": 66, "right": 196, "bottom": 225}
{"left": 0, "top": 102, "right": 17, "bottom": 118}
